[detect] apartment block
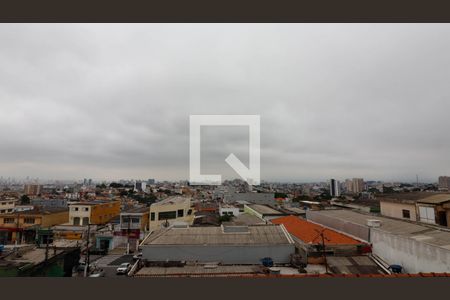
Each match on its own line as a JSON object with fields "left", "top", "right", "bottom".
{"left": 69, "top": 200, "right": 121, "bottom": 226}
{"left": 149, "top": 196, "right": 194, "bottom": 230}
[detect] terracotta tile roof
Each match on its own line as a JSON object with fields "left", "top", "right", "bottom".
{"left": 271, "top": 215, "right": 363, "bottom": 245}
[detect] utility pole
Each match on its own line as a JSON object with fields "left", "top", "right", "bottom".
{"left": 127, "top": 217, "right": 131, "bottom": 255}
{"left": 84, "top": 223, "right": 91, "bottom": 277}
{"left": 15, "top": 212, "right": 20, "bottom": 247}
{"left": 314, "top": 229, "right": 330, "bottom": 274}
{"left": 45, "top": 231, "right": 49, "bottom": 263}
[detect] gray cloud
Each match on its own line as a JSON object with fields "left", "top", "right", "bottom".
{"left": 1, "top": 24, "right": 450, "bottom": 182}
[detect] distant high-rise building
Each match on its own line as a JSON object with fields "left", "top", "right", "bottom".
{"left": 135, "top": 181, "right": 147, "bottom": 192}
{"left": 329, "top": 179, "right": 340, "bottom": 197}
{"left": 352, "top": 178, "right": 365, "bottom": 193}
{"left": 147, "top": 179, "right": 155, "bottom": 185}
{"left": 343, "top": 178, "right": 365, "bottom": 194}
{"left": 345, "top": 179, "right": 353, "bottom": 192}
{"left": 24, "top": 184, "right": 42, "bottom": 196}
{"left": 438, "top": 176, "right": 450, "bottom": 190}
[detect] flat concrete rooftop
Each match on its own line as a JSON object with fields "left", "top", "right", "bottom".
{"left": 307, "top": 209, "right": 450, "bottom": 249}
{"left": 152, "top": 196, "right": 190, "bottom": 206}
{"left": 142, "top": 224, "right": 293, "bottom": 246}
{"left": 135, "top": 265, "right": 262, "bottom": 277}
{"left": 247, "top": 204, "right": 282, "bottom": 215}
{"left": 223, "top": 213, "right": 267, "bottom": 226}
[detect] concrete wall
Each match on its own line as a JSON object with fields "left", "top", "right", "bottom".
{"left": 380, "top": 201, "right": 417, "bottom": 221}
{"left": 306, "top": 210, "right": 450, "bottom": 273}
{"left": 219, "top": 207, "right": 240, "bottom": 217}
{"left": 41, "top": 210, "right": 69, "bottom": 227}
{"left": 31, "top": 199, "right": 68, "bottom": 208}
{"left": 371, "top": 229, "right": 450, "bottom": 273}
{"left": 142, "top": 244, "right": 295, "bottom": 264}
{"left": 306, "top": 210, "right": 369, "bottom": 241}
{"left": 149, "top": 201, "right": 193, "bottom": 230}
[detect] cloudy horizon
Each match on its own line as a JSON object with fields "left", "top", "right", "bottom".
{"left": 1, "top": 24, "right": 450, "bottom": 183}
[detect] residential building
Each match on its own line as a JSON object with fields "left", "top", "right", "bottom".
{"left": 353, "top": 178, "right": 365, "bottom": 193}
{"left": 416, "top": 194, "right": 450, "bottom": 227}
{"left": 0, "top": 197, "right": 16, "bottom": 214}
{"left": 345, "top": 179, "right": 353, "bottom": 192}
{"left": 306, "top": 209, "right": 450, "bottom": 273}
{"left": 149, "top": 196, "right": 194, "bottom": 230}
{"left": 219, "top": 204, "right": 240, "bottom": 217}
{"left": 31, "top": 198, "right": 68, "bottom": 209}
{"left": 379, "top": 192, "right": 450, "bottom": 226}
{"left": 0, "top": 208, "right": 69, "bottom": 244}
{"left": 119, "top": 207, "right": 150, "bottom": 240}
{"left": 379, "top": 197, "right": 419, "bottom": 221}
{"left": 438, "top": 176, "right": 450, "bottom": 191}
{"left": 140, "top": 224, "right": 295, "bottom": 264}
{"left": 68, "top": 200, "right": 121, "bottom": 226}
{"left": 135, "top": 181, "right": 147, "bottom": 192}
{"left": 330, "top": 179, "right": 340, "bottom": 197}
{"left": 24, "top": 184, "right": 43, "bottom": 196}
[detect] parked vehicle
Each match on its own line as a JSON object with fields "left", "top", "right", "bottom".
{"left": 89, "top": 269, "right": 106, "bottom": 277}
{"left": 116, "top": 263, "right": 131, "bottom": 275}
{"left": 133, "top": 252, "right": 142, "bottom": 260}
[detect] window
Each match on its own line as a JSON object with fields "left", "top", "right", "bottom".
{"left": 177, "top": 209, "right": 184, "bottom": 218}
{"left": 419, "top": 206, "right": 435, "bottom": 224}
{"left": 158, "top": 211, "right": 177, "bottom": 220}
{"left": 150, "top": 212, "right": 155, "bottom": 221}
{"left": 74, "top": 207, "right": 79, "bottom": 211}
{"left": 0, "top": 210, "right": 5, "bottom": 213}
{"left": 24, "top": 218, "right": 35, "bottom": 224}
{"left": 82, "top": 217, "right": 90, "bottom": 225}
{"left": 402, "top": 209, "right": 411, "bottom": 219}
{"left": 84, "top": 207, "right": 89, "bottom": 211}
{"left": 187, "top": 209, "right": 192, "bottom": 215}
{"left": 4, "top": 217, "right": 15, "bottom": 224}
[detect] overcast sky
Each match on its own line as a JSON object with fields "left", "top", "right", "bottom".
{"left": 1, "top": 24, "right": 450, "bottom": 183}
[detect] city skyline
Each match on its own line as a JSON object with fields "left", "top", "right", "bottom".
{"left": 1, "top": 24, "right": 450, "bottom": 182}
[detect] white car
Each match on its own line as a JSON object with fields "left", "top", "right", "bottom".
{"left": 116, "top": 263, "right": 131, "bottom": 275}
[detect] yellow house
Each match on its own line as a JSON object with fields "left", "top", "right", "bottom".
{"left": 69, "top": 200, "right": 121, "bottom": 226}
{"left": 149, "top": 196, "right": 194, "bottom": 230}
{"left": 0, "top": 207, "right": 69, "bottom": 244}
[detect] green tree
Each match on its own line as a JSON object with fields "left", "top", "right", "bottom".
{"left": 219, "top": 214, "right": 233, "bottom": 223}
{"left": 20, "top": 195, "right": 30, "bottom": 204}
{"left": 274, "top": 192, "right": 288, "bottom": 198}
